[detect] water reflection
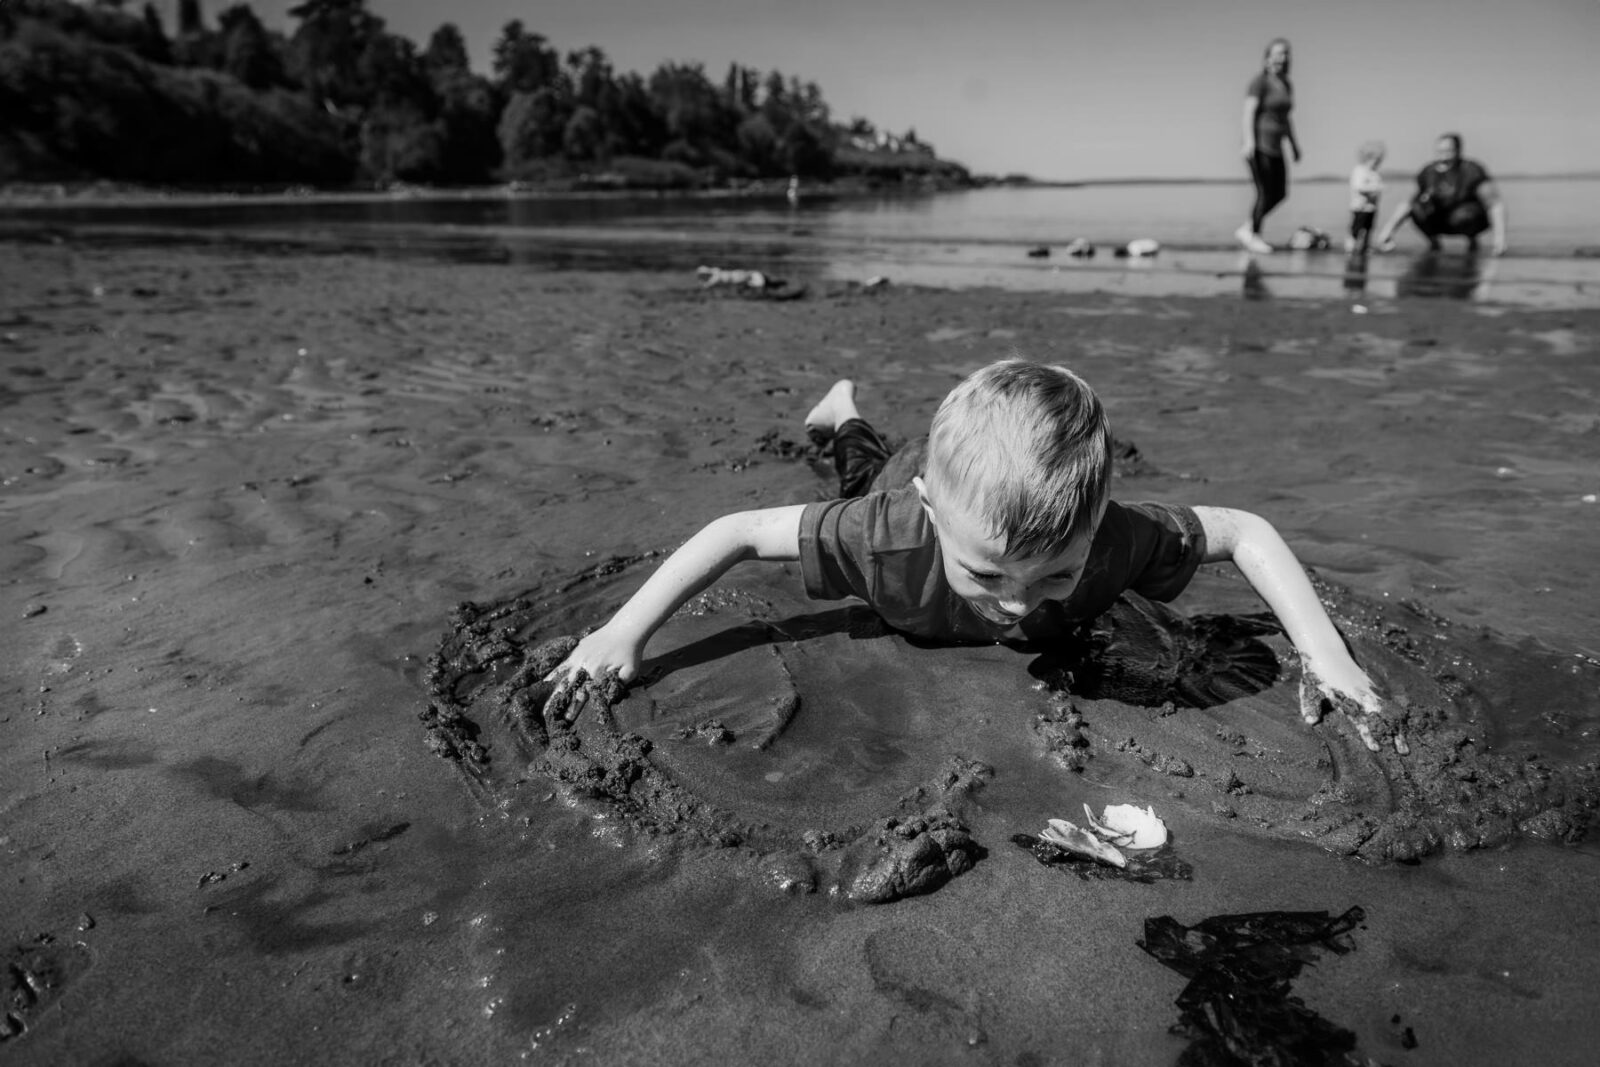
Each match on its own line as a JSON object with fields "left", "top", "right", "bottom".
{"left": 1395, "top": 251, "right": 1484, "bottom": 300}
{"left": 1241, "top": 254, "right": 1269, "bottom": 300}
{"left": 1342, "top": 251, "right": 1369, "bottom": 296}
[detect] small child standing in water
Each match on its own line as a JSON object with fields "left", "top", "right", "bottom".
{"left": 543, "top": 361, "right": 1387, "bottom": 749}
{"left": 1347, "top": 141, "right": 1385, "bottom": 253}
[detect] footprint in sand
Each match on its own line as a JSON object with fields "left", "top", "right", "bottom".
{"left": 1, "top": 933, "right": 94, "bottom": 1043}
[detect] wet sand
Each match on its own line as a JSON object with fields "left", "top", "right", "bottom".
{"left": 4, "top": 236, "right": 1600, "bottom": 1065}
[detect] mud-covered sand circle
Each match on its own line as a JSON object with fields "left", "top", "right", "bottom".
{"left": 422, "top": 557, "right": 1600, "bottom": 897}
{"left": 1039, "top": 574, "right": 1600, "bottom": 860}
{"left": 421, "top": 556, "right": 990, "bottom": 903}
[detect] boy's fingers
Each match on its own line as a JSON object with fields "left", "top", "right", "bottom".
{"left": 1297, "top": 674, "right": 1326, "bottom": 725}
{"left": 541, "top": 665, "right": 590, "bottom": 722}
{"left": 538, "top": 663, "right": 625, "bottom": 725}
{"left": 1353, "top": 717, "right": 1379, "bottom": 752}
{"left": 1333, "top": 692, "right": 1382, "bottom": 751}
{"left": 543, "top": 661, "right": 577, "bottom": 684}
{"left": 564, "top": 685, "right": 589, "bottom": 722}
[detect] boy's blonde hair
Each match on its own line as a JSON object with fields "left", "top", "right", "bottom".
{"left": 1357, "top": 140, "right": 1386, "bottom": 166}
{"left": 925, "top": 359, "right": 1111, "bottom": 558}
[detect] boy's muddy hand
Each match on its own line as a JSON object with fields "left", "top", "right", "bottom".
{"left": 542, "top": 663, "right": 629, "bottom": 724}
{"left": 1298, "top": 667, "right": 1382, "bottom": 752}
{"left": 541, "top": 626, "right": 640, "bottom": 723}
{"left": 543, "top": 666, "right": 592, "bottom": 723}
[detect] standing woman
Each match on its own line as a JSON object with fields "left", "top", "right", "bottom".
{"left": 1236, "top": 38, "right": 1300, "bottom": 253}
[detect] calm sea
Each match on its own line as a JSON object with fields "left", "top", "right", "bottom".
{"left": 4, "top": 177, "right": 1598, "bottom": 307}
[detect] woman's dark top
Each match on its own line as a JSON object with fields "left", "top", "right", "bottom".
{"left": 1247, "top": 72, "right": 1293, "bottom": 157}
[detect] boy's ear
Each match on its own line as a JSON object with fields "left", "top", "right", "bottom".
{"left": 912, "top": 475, "right": 938, "bottom": 526}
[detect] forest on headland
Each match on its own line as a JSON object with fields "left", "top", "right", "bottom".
{"left": 0, "top": 0, "right": 981, "bottom": 194}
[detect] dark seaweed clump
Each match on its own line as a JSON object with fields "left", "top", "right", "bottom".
{"left": 1139, "top": 907, "right": 1387, "bottom": 1066}
{"left": 1011, "top": 833, "right": 1193, "bottom": 884}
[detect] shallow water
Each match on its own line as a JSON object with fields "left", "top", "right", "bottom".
{"left": 4, "top": 178, "right": 1599, "bottom": 307}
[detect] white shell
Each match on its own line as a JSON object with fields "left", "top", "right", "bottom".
{"left": 1040, "top": 818, "right": 1127, "bottom": 868}
{"left": 1084, "top": 803, "right": 1168, "bottom": 850}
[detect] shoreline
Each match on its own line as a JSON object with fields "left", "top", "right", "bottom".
{"left": 3, "top": 217, "right": 1597, "bottom": 311}
{"left": 6, "top": 172, "right": 1596, "bottom": 208}
{"left": 0, "top": 175, "right": 973, "bottom": 211}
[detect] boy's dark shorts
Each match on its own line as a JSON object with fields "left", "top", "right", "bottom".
{"left": 832, "top": 420, "right": 929, "bottom": 498}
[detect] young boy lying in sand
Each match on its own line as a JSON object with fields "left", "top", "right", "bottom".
{"left": 544, "top": 360, "right": 1384, "bottom": 749}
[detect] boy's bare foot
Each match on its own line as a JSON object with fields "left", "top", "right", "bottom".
{"left": 803, "top": 380, "right": 860, "bottom": 443}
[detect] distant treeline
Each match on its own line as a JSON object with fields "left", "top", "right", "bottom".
{"left": 0, "top": 0, "right": 973, "bottom": 191}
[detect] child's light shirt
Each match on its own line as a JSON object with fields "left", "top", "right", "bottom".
{"left": 798, "top": 489, "right": 1206, "bottom": 646}
{"left": 1350, "top": 163, "right": 1383, "bottom": 212}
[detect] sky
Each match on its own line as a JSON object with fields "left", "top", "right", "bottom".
{"left": 164, "top": 0, "right": 1600, "bottom": 182}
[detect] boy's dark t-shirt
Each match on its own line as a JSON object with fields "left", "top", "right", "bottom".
{"left": 798, "top": 487, "right": 1207, "bottom": 646}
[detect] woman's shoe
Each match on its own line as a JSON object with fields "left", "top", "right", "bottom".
{"left": 1235, "top": 224, "right": 1273, "bottom": 253}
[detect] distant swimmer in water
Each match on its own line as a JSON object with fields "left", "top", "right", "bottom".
{"left": 786, "top": 175, "right": 801, "bottom": 206}
{"left": 539, "top": 360, "right": 1389, "bottom": 751}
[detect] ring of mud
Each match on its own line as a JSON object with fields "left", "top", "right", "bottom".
{"left": 422, "top": 556, "right": 990, "bottom": 903}
{"left": 1039, "top": 572, "right": 1600, "bottom": 861}
{"left": 422, "top": 557, "right": 1600, "bottom": 903}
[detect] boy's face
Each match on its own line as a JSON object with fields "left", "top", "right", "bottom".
{"left": 915, "top": 477, "right": 1101, "bottom": 627}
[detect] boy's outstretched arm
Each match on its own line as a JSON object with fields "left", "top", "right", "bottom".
{"left": 544, "top": 504, "right": 805, "bottom": 721}
{"left": 1192, "top": 506, "right": 1383, "bottom": 751}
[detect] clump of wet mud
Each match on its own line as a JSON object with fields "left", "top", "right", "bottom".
{"left": 1031, "top": 582, "right": 1600, "bottom": 862}
{"left": 837, "top": 803, "right": 984, "bottom": 905}
{"left": 422, "top": 559, "right": 991, "bottom": 903}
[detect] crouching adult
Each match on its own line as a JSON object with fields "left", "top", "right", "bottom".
{"left": 1377, "top": 133, "right": 1507, "bottom": 255}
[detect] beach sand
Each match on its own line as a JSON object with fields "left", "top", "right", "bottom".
{"left": 4, "top": 237, "right": 1600, "bottom": 1065}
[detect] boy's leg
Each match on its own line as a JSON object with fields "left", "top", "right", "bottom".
{"left": 804, "top": 380, "right": 861, "bottom": 442}
{"left": 831, "top": 420, "right": 894, "bottom": 498}
{"left": 1350, "top": 210, "right": 1374, "bottom": 254}
{"left": 805, "top": 380, "right": 891, "bottom": 498}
